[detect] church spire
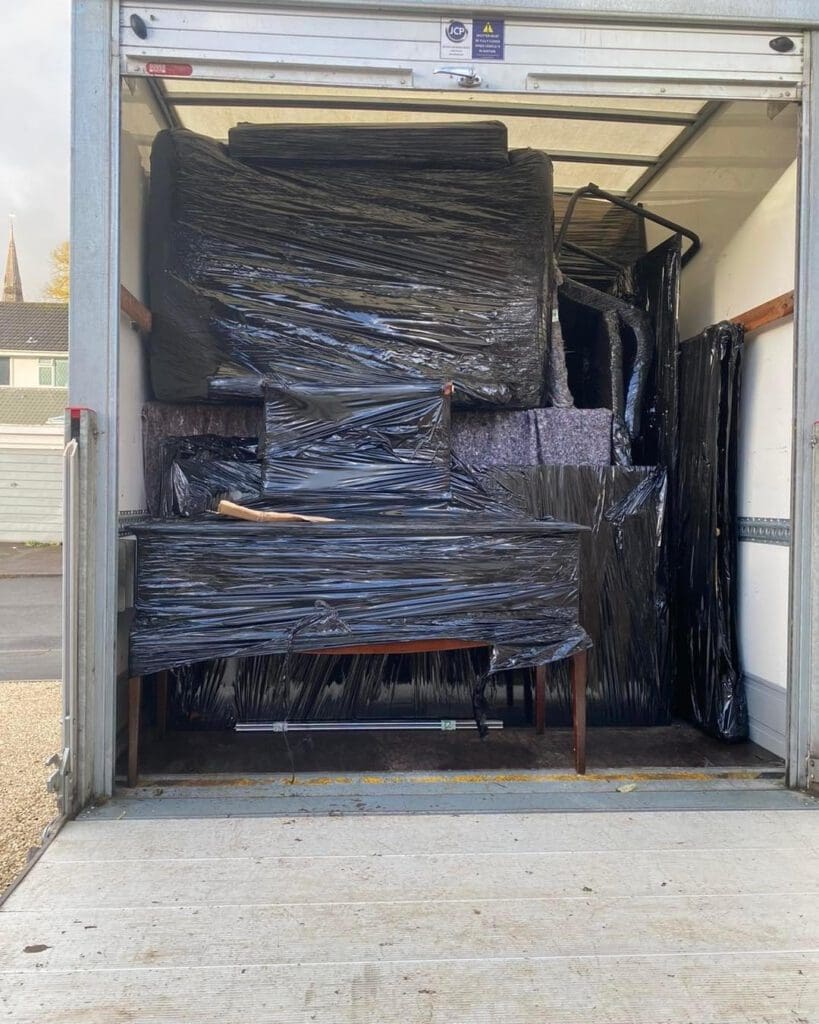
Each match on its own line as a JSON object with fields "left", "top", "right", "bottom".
{"left": 3, "top": 217, "right": 23, "bottom": 303}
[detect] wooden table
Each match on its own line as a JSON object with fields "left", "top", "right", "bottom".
{"left": 127, "top": 642, "right": 588, "bottom": 786}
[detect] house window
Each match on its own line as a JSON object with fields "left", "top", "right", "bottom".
{"left": 0, "top": 356, "right": 9, "bottom": 386}
{"left": 38, "top": 358, "right": 68, "bottom": 387}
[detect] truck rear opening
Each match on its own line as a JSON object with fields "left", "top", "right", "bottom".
{"left": 116, "top": 76, "right": 796, "bottom": 784}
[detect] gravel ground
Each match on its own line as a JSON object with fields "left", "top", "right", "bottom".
{"left": 0, "top": 681, "right": 60, "bottom": 895}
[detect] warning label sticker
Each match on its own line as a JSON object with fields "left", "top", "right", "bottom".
{"left": 440, "top": 18, "right": 505, "bottom": 61}
{"left": 471, "top": 18, "right": 504, "bottom": 60}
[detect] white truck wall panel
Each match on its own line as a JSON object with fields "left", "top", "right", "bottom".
{"left": 640, "top": 103, "right": 798, "bottom": 338}
{"left": 119, "top": 5, "right": 803, "bottom": 99}
{"left": 738, "top": 320, "right": 794, "bottom": 521}
{"left": 119, "top": 80, "right": 164, "bottom": 516}
{"left": 739, "top": 543, "right": 791, "bottom": 757}
{"left": 645, "top": 112, "right": 796, "bottom": 755}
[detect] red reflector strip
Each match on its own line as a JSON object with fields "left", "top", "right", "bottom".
{"left": 145, "top": 62, "right": 193, "bottom": 77}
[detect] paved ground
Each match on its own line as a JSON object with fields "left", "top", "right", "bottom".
{"left": 0, "top": 680, "right": 60, "bottom": 895}
{"left": 0, "top": 544, "right": 61, "bottom": 681}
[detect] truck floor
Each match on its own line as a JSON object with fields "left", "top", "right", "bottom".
{"left": 1, "top": 781, "right": 818, "bottom": 1023}
{"left": 133, "top": 720, "right": 781, "bottom": 777}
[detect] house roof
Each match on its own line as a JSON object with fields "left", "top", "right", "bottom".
{"left": 0, "top": 387, "right": 67, "bottom": 426}
{"left": 0, "top": 302, "right": 68, "bottom": 353}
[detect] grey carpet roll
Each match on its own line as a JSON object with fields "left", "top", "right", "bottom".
{"left": 451, "top": 407, "right": 612, "bottom": 467}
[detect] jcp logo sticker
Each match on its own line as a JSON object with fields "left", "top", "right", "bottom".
{"left": 445, "top": 20, "right": 468, "bottom": 43}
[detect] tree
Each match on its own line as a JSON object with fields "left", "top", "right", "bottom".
{"left": 43, "top": 241, "right": 69, "bottom": 302}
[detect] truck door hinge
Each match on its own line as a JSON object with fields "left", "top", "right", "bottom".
{"left": 46, "top": 748, "right": 71, "bottom": 794}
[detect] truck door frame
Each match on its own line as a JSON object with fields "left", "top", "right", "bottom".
{"left": 69, "top": 0, "right": 819, "bottom": 807}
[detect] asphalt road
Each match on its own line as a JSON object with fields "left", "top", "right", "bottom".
{"left": 0, "top": 545, "right": 61, "bottom": 681}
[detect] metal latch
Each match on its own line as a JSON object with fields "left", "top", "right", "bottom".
{"left": 46, "top": 748, "right": 71, "bottom": 793}
{"left": 433, "top": 66, "right": 482, "bottom": 88}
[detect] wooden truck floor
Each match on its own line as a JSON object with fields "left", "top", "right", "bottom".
{"left": 2, "top": 776, "right": 818, "bottom": 1023}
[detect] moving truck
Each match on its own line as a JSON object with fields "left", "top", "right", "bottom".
{"left": 3, "top": 3, "right": 819, "bottom": 1021}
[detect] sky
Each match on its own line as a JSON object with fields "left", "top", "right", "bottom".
{"left": 0, "top": 1, "right": 70, "bottom": 300}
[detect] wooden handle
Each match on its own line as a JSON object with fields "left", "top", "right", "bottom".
{"left": 217, "top": 500, "right": 335, "bottom": 524}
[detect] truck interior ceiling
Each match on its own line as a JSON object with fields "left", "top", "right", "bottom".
{"left": 117, "top": 75, "right": 797, "bottom": 781}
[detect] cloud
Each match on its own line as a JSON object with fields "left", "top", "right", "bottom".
{"left": 0, "top": 1, "right": 70, "bottom": 299}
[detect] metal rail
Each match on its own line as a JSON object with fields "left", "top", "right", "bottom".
{"left": 556, "top": 182, "right": 701, "bottom": 267}
{"left": 237, "top": 720, "right": 504, "bottom": 732}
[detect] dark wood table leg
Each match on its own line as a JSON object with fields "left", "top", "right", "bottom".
{"left": 127, "top": 676, "right": 142, "bottom": 788}
{"left": 535, "top": 664, "right": 546, "bottom": 735}
{"left": 156, "top": 670, "right": 169, "bottom": 740}
{"left": 571, "top": 650, "right": 587, "bottom": 775}
{"left": 523, "top": 676, "right": 533, "bottom": 723}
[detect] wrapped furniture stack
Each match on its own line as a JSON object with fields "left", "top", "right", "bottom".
{"left": 131, "top": 121, "right": 594, "bottom": 767}
{"left": 130, "top": 118, "right": 745, "bottom": 757}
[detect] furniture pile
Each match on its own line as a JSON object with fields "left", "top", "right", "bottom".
{"left": 126, "top": 119, "right": 746, "bottom": 772}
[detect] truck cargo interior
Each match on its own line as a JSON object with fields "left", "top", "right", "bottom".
{"left": 116, "top": 75, "right": 798, "bottom": 783}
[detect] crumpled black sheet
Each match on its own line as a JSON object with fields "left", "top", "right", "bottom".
{"left": 673, "top": 322, "right": 747, "bottom": 741}
{"left": 128, "top": 515, "right": 589, "bottom": 683}
{"left": 262, "top": 382, "right": 450, "bottom": 499}
{"left": 147, "top": 128, "right": 553, "bottom": 408}
{"left": 486, "top": 464, "right": 671, "bottom": 725}
{"left": 142, "top": 401, "right": 263, "bottom": 517}
{"left": 168, "top": 649, "right": 495, "bottom": 729}
{"left": 159, "top": 435, "right": 261, "bottom": 517}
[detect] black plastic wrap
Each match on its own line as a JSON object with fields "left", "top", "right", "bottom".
{"left": 614, "top": 235, "right": 682, "bottom": 471}
{"left": 547, "top": 267, "right": 575, "bottom": 408}
{"left": 558, "top": 276, "right": 654, "bottom": 466}
{"left": 159, "top": 435, "right": 261, "bottom": 517}
{"left": 262, "top": 383, "right": 450, "bottom": 498}
{"left": 224, "top": 453, "right": 519, "bottom": 519}
{"left": 169, "top": 660, "right": 236, "bottom": 728}
{"left": 229, "top": 120, "right": 510, "bottom": 169}
{"left": 674, "top": 322, "right": 747, "bottom": 740}
{"left": 487, "top": 465, "right": 670, "bottom": 725}
{"left": 129, "top": 515, "right": 588, "bottom": 680}
{"left": 168, "top": 649, "right": 495, "bottom": 729}
{"left": 142, "top": 402, "right": 263, "bottom": 517}
{"left": 148, "top": 128, "right": 552, "bottom": 407}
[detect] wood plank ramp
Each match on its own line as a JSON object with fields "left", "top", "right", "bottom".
{"left": 1, "top": 784, "right": 819, "bottom": 1023}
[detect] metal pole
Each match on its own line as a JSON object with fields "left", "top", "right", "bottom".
{"left": 236, "top": 720, "right": 504, "bottom": 733}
